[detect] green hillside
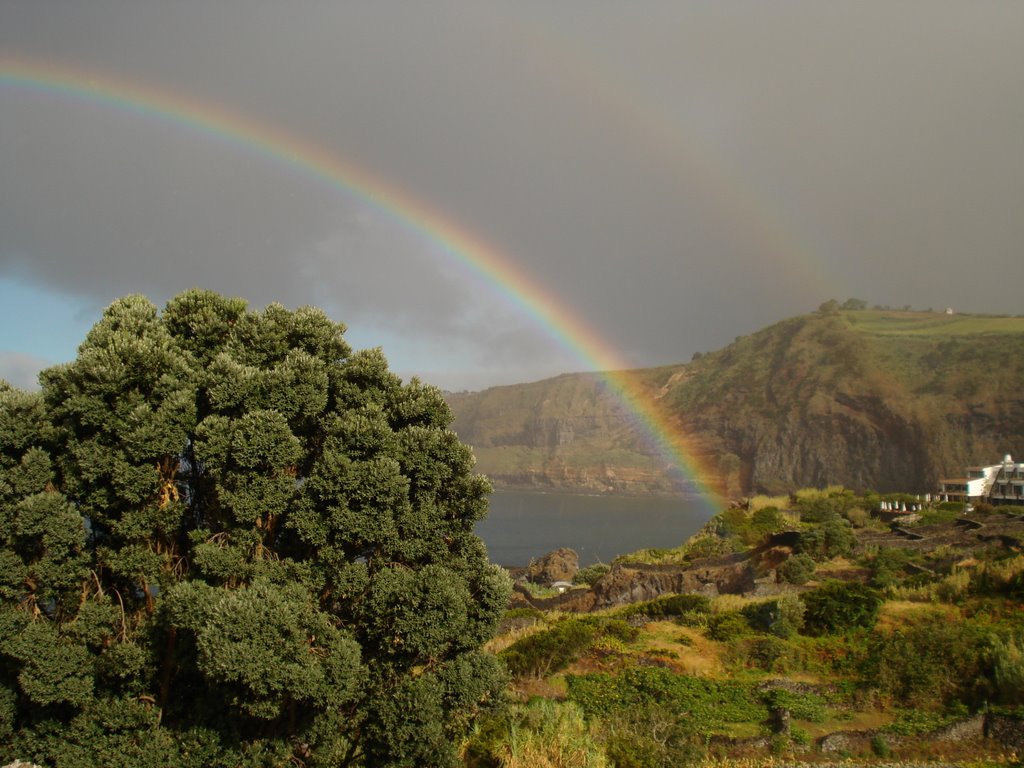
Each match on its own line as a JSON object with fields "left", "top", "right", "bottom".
{"left": 447, "top": 309, "right": 1024, "bottom": 496}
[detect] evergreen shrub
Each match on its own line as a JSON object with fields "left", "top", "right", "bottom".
{"left": 741, "top": 594, "right": 805, "bottom": 638}
{"left": 802, "top": 581, "right": 881, "bottom": 635}
{"left": 567, "top": 667, "right": 767, "bottom": 734}
{"left": 499, "top": 618, "right": 596, "bottom": 679}
{"left": 619, "top": 594, "right": 711, "bottom": 622}
{"left": 575, "top": 563, "right": 611, "bottom": 586}
{"left": 0, "top": 290, "right": 510, "bottom": 767}
{"left": 602, "top": 703, "right": 704, "bottom": 767}
{"left": 707, "top": 611, "right": 753, "bottom": 642}
{"left": 763, "top": 688, "right": 827, "bottom": 722}
{"left": 777, "top": 553, "right": 816, "bottom": 584}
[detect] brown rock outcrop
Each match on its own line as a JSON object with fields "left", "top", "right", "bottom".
{"left": 525, "top": 547, "right": 579, "bottom": 585}
{"left": 588, "top": 557, "right": 754, "bottom": 609}
{"left": 515, "top": 553, "right": 756, "bottom": 613}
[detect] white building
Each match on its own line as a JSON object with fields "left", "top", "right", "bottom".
{"left": 940, "top": 454, "right": 1024, "bottom": 505}
{"left": 987, "top": 455, "right": 1024, "bottom": 504}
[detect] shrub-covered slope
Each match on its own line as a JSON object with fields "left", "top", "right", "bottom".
{"left": 467, "top": 490, "right": 1024, "bottom": 766}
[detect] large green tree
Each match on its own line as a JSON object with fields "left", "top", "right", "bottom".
{"left": 0, "top": 290, "right": 509, "bottom": 767}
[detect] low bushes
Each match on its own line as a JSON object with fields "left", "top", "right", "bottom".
{"left": 498, "top": 606, "right": 544, "bottom": 635}
{"left": 777, "top": 552, "right": 816, "bottom": 584}
{"left": 707, "top": 611, "right": 753, "bottom": 642}
{"left": 888, "top": 555, "right": 1024, "bottom": 603}
{"left": 868, "top": 616, "right": 989, "bottom": 706}
{"left": 716, "top": 506, "right": 789, "bottom": 546}
{"left": 990, "top": 634, "right": 1024, "bottom": 705}
{"left": 802, "top": 580, "right": 882, "bottom": 635}
{"left": 600, "top": 703, "right": 704, "bottom": 768}
{"left": 726, "top": 635, "right": 801, "bottom": 674}
{"left": 498, "top": 617, "right": 641, "bottom": 679}
{"left": 973, "top": 554, "right": 1024, "bottom": 598}
{"left": 618, "top": 594, "right": 711, "bottom": 623}
{"left": 575, "top": 563, "right": 611, "bottom": 586}
{"left": 763, "top": 688, "right": 827, "bottom": 722}
{"left": 741, "top": 594, "right": 805, "bottom": 639}
{"left": 682, "top": 535, "right": 744, "bottom": 561}
{"left": 917, "top": 506, "right": 964, "bottom": 525}
{"left": 464, "top": 696, "right": 706, "bottom": 768}
{"left": 463, "top": 699, "right": 607, "bottom": 768}
{"left": 499, "top": 618, "right": 597, "bottom": 678}
{"left": 567, "top": 667, "right": 767, "bottom": 735}
{"left": 795, "top": 487, "right": 859, "bottom": 523}
{"left": 866, "top": 547, "right": 917, "bottom": 588}
{"left": 882, "top": 707, "right": 970, "bottom": 736}
{"left": 795, "top": 517, "right": 857, "bottom": 561}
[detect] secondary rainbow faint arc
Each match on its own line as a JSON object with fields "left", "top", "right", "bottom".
{"left": 0, "top": 56, "right": 724, "bottom": 511}
{"left": 494, "top": 11, "right": 836, "bottom": 305}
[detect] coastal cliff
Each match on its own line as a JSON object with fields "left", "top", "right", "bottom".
{"left": 447, "top": 310, "right": 1024, "bottom": 495}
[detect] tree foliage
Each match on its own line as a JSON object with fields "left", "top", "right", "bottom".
{"left": 777, "top": 553, "right": 816, "bottom": 585}
{"left": 867, "top": 616, "right": 989, "bottom": 706}
{"left": 795, "top": 517, "right": 857, "bottom": 562}
{"left": 741, "top": 594, "right": 805, "bottom": 639}
{"left": 0, "top": 290, "right": 509, "bottom": 767}
{"left": 801, "top": 580, "right": 882, "bottom": 636}
{"left": 499, "top": 618, "right": 597, "bottom": 679}
{"left": 716, "top": 505, "right": 789, "bottom": 546}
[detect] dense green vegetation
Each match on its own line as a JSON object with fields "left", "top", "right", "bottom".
{"left": 0, "top": 290, "right": 509, "bottom": 767}
{"left": 471, "top": 487, "right": 1024, "bottom": 765}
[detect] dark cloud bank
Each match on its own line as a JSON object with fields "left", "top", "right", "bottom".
{"left": 1, "top": 2, "right": 1021, "bottom": 390}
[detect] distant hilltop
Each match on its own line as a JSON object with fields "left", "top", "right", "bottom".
{"left": 446, "top": 309, "right": 1024, "bottom": 497}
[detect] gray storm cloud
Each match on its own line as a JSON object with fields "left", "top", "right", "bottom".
{"left": 1, "top": 1, "right": 1021, "bottom": 390}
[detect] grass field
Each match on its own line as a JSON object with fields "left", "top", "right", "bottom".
{"left": 844, "top": 310, "right": 1024, "bottom": 336}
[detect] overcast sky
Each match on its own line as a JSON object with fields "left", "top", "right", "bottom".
{"left": 1, "top": 2, "right": 1022, "bottom": 392}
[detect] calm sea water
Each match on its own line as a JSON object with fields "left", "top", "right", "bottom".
{"left": 474, "top": 490, "right": 714, "bottom": 567}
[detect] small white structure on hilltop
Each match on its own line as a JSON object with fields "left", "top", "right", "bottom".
{"left": 944, "top": 307, "right": 955, "bottom": 315}
{"left": 940, "top": 454, "right": 1024, "bottom": 505}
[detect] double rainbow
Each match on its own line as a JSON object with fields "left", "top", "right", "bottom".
{"left": 1, "top": 55, "right": 725, "bottom": 514}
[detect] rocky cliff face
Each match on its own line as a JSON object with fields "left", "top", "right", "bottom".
{"left": 672, "top": 313, "right": 1024, "bottom": 494}
{"left": 687, "top": 391, "right": 935, "bottom": 494}
{"left": 448, "top": 311, "right": 1024, "bottom": 495}
{"left": 447, "top": 372, "right": 685, "bottom": 494}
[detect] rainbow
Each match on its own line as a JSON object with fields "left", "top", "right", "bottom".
{"left": 491, "top": 11, "right": 834, "bottom": 306}
{"left": 1, "top": 55, "right": 725, "bottom": 513}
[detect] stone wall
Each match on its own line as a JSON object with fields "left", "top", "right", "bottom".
{"left": 986, "top": 712, "right": 1024, "bottom": 750}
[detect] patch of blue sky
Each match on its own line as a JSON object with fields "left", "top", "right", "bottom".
{"left": 0, "top": 276, "right": 99, "bottom": 364}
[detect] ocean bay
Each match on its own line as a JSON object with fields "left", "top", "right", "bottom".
{"left": 475, "top": 490, "right": 713, "bottom": 568}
